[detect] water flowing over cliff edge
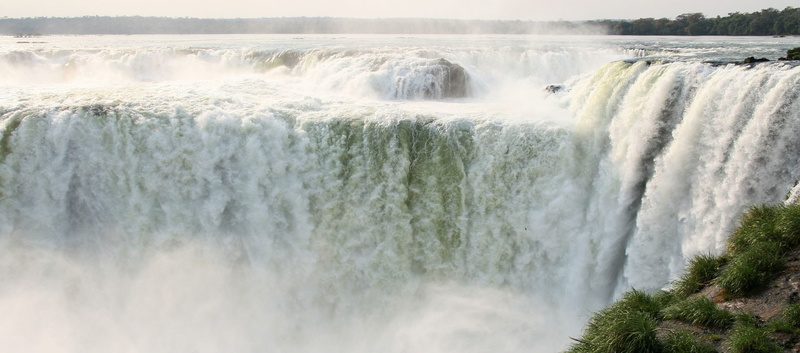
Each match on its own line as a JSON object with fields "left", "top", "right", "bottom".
{"left": 1, "top": 35, "right": 799, "bottom": 353}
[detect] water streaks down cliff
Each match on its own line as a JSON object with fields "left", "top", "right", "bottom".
{"left": 1, "top": 36, "right": 800, "bottom": 353}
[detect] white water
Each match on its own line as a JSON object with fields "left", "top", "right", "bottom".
{"left": 1, "top": 34, "right": 800, "bottom": 352}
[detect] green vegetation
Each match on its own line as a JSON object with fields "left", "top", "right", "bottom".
{"left": 661, "top": 330, "right": 716, "bottom": 353}
{"left": 727, "top": 204, "right": 800, "bottom": 254}
{"left": 673, "top": 253, "right": 721, "bottom": 296}
{"left": 618, "top": 289, "right": 678, "bottom": 319}
{"left": 566, "top": 291, "right": 675, "bottom": 353}
{"left": 716, "top": 204, "right": 800, "bottom": 297}
{"left": 767, "top": 303, "right": 800, "bottom": 333}
{"left": 567, "top": 292, "right": 662, "bottom": 353}
{"left": 727, "top": 320, "right": 781, "bottom": 353}
{"left": 717, "top": 241, "right": 785, "bottom": 297}
{"left": 787, "top": 48, "right": 800, "bottom": 60}
{"left": 599, "top": 7, "right": 800, "bottom": 36}
{"left": 777, "top": 204, "right": 800, "bottom": 245}
{"left": 566, "top": 203, "right": 800, "bottom": 353}
{"left": 728, "top": 205, "right": 781, "bottom": 254}
{"left": 663, "top": 297, "right": 734, "bottom": 329}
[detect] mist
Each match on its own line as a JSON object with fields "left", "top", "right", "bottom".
{"left": 0, "top": 17, "right": 611, "bottom": 35}
{"left": 2, "top": 0, "right": 798, "bottom": 21}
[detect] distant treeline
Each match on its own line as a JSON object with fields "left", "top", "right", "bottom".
{"left": 596, "top": 7, "right": 800, "bottom": 35}
{"left": 2, "top": 7, "right": 798, "bottom": 36}
{"left": 0, "top": 17, "right": 604, "bottom": 35}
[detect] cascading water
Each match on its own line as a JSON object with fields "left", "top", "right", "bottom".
{"left": 1, "top": 34, "right": 799, "bottom": 353}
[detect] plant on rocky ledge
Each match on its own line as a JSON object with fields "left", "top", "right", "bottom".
{"left": 566, "top": 290, "right": 664, "bottom": 353}
{"left": 565, "top": 203, "right": 800, "bottom": 353}
{"left": 728, "top": 204, "right": 800, "bottom": 255}
{"left": 662, "top": 296, "right": 734, "bottom": 329}
{"left": 727, "top": 319, "right": 781, "bottom": 353}
{"left": 767, "top": 302, "right": 800, "bottom": 334}
{"left": 716, "top": 240, "right": 785, "bottom": 297}
{"left": 673, "top": 253, "right": 721, "bottom": 296}
{"left": 660, "top": 329, "right": 716, "bottom": 353}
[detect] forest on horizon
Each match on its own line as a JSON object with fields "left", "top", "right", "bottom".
{"left": 1, "top": 7, "right": 798, "bottom": 35}
{"left": 602, "top": 7, "right": 800, "bottom": 35}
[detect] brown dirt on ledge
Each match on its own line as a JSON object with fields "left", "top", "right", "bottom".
{"left": 659, "top": 248, "right": 800, "bottom": 352}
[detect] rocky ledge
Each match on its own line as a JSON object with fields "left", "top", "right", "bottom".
{"left": 567, "top": 204, "right": 800, "bottom": 353}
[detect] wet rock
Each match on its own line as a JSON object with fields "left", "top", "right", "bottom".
{"left": 545, "top": 84, "right": 565, "bottom": 94}
{"left": 743, "top": 56, "right": 770, "bottom": 64}
{"left": 779, "top": 47, "right": 800, "bottom": 61}
{"left": 396, "top": 58, "right": 470, "bottom": 99}
{"left": 434, "top": 58, "right": 469, "bottom": 98}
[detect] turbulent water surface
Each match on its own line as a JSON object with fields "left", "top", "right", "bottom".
{"left": 2, "top": 34, "right": 800, "bottom": 352}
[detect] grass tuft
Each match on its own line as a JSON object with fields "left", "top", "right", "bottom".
{"left": 673, "top": 253, "right": 721, "bottom": 296}
{"left": 729, "top": 204, "right": 800, "bottom": 255}
{"left": 660, "top": 329, "right": 716, "bottom": 353}
{"left": 567, "top": 308, "right": 660, "bottom": 353}
{"left": 566, "top": 290, "right": 665, "bottom": 353}
{"left": 767, "top": 302, "right": 800, "bottom": 333}
{"left": 663, "top": 296, "right": 734, "bottom": 329}
{"left": 734, "top": 312, "right": 760, "bottom": 326}
{"left": 616, "top": 289, "right": 677, "bottom": 319}
{"left": 776, "top": 204, "right": 800, "bottom": 248}
{"left": 728, "top": 205, "right": 781, "bottom": 254}
{"left": 716, "top": 241, "right": 785, "bottom": 297}
{"left": 727, "top": 320, "right": 781, "bottom": 353}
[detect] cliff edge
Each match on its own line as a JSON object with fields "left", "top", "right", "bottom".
{"left": 567, "top": 204, "right": 800, "bottom": 353}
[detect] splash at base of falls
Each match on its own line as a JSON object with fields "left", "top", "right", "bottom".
{"left": 0, "top": 242, "right": 575, "bottom": 353}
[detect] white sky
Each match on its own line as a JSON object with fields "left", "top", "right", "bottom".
{"left": 2, "top": 0, "right": 798, "bottom": 20}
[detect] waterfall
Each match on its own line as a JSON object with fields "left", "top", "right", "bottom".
{"left": 1, "top": 35, "right": 799, "bottom": 353}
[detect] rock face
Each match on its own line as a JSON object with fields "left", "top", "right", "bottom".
{"left": 545, "top": 84, "right": 565, "bottom": 94}
{"left": 433, "top": 58, "right": 469, "bottom": 99}
{"left": 743, "top": 56, "right": 770, "bottom": 64}
{"left": 392, "top": 58, "right": 470, "bottom": 100}
{"left": 656, "top": 248, "right": 800, "bottom": 353}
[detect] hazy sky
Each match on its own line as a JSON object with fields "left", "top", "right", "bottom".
{"left": 3, "top": 0, "right": 798, "bottom": 20}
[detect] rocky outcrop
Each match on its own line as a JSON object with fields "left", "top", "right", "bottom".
{"left": 789, "top": 48, "right": 800, "bottom": 60}
{"left": 545, "top": 84, "right": 565, "bottom": 94}
{"left": 392, "top": 58, "right": 471, "bottom": 99}
{"left": 566, "top": 204, "right": 800, "bottom": 353}
{"left": 743, "top": 56, "right": 770, "bottom": 64}
{"left": 433, "top": 58, "right": 469, "bottom": 99}
{"left": 779, "top": 47, "right": 800, "bottom": 61}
